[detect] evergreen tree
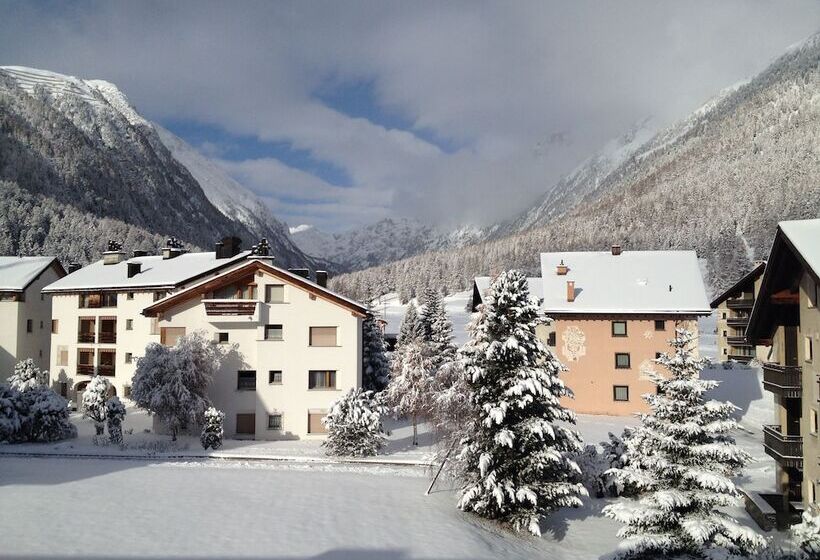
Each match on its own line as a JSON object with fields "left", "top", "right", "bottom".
{"left": 791, "top": 509, "right": 820, "bottom": 558}
{"left": 456, "top": 270, "right": 585, "bottom": 536}
{"left": 131, "top": 332, "right": 223, "bottom": 441}
{"left": 362, "top": 307, "right": 390, "bottom": 391}
{"left": 82, "top": 375, "right": 110, "bottom": 436}
{"left": 603, "top": 329, "right": 766, "bottom": 558}
{"left": 0, "top": 383, "right": 24, "bottom": 443}
{"left": 418, "top": 286, "right": 440, "bottom": 338}
{"left": 200, "top": 407, "right": 225, "bottom": 450}
{"left": 398, "top": 302, "right": 424, "bottom": 345}
{"left": 8, "top": 359, "right": 47, "bottom": 392}
{"left": 23, "top": 386, "right": 77, "bottom": 442}
{"left": 387, "top": 340, "right": 436, "bottom": 446}
{"left": 105, "top": 396, "right": 126, "bottom": 445}
{"left": 322, "top": 388, "right": 387, "bottom": 457}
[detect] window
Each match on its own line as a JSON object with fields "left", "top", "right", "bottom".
{"left": 98, "top": 351, "right": 116, "bottom": 376}
{"left": 613, "top": 385, "right": 629, "bottom": 402}
{"left": 268, "top": 414, "right": 283, "bottom": 430}
{"left": 615, "top": 353, "right": 631, "bottom": 369}
{"left": 309, "top": 326, "right": 337, "bottom": 347}
{"left": 308, "top": 411, "right": 328, "bottom": 434}
{"left": 722, "top": 330, "right": 728, "bottom": 337}
{"left": 126, "top": 319, "right": 133, "bottom": 331}
{"left": 39, "top": 320, "right": 43, "bottom": 330}
{"left": 160, "top": 327, "right": 186, "bottom": 347}
{"left": 127, "top": 292, "right": 134, "bottom": 300}
{"left": 218, "top": 332, "right": 229, "bottom": 344}
{"left": 124, "top": 385, "right": 132, "bottom": 398}
{"left": 26, "top": 319, "right": 32, "bottom": 333}
{"left": 809, "top": 481, "right": 817, "bottom": 505}
{"left": 811, "top": 409, "right": 818, "bottom": 435}
{"left": 723, "top": 348, "right": 728, "bottom": 355}
{"left": 309, "top": 370, "right": 336, "bottom": 390}
{"left": 51, "top": 319, "right": 59, "bottom": 334}
{"left": 611, "top": 321, "right": 627, "bottom": 337}
{"left": 547, "top": 331, "right": 556, "bottom": 347}
{"left": 150, "top": 317, "right": 160, "bottom": 336}
{"left": 153, "top": 291, "right": 166, "bottom": 302}
{"left": 237, "top": 370, "right": 257, "bottom": 391}
{"left": 806, "top": 336, "right": 814, "bottom": 362}
{"left": 265, "top": 284, "right": 285, "bottom": 303}
{"left": 79, "top": 292, "right": 117, "bottom": 308}
{"left": 265, "top": 324, "right": 283, "bottom": 341}
{"left": 654, "top": 320, "right": 665, "bottom": 331}
{"left": 269, "top": 370, "right": 283, "bottom": 384}
{"left": 40, "top": 293, "right": 44, "bottom": 301}
{"left": 721, "top": 312, "right": 727, "bottom": 319}
{"left": 125, "top": 353, "right": 133, "bottom": 364}
{"left": 56, "top": 346, "right": 68, "bottom": 367}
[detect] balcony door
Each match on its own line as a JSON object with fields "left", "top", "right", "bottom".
{"left": 784, "top": 327, "right": 799, "bottom": 367}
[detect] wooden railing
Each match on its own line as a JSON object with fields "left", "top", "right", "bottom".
{"left": 726, "top": 317, "right": 749, "bottom": 326}
{"left": 762, "top": 363, "right": 802, "bottom": 398}
{"left": 203, "top": 299, "right": 258, "bottom": 316}
{"left": 727, "top": 298, "right": 755, "bottom": 310}
{"left": 99, "top": 332, "right": 117, "bottom": 344}
{"left": 762, "top": 424, "right": 802, "bottom": 468}
{"left": 76, "top": 364, "right": 94, "bottom": 375}
{"left": 77, "top": 333, "right": 95, "bottom": 343}
{"left": 727, "top": 336, "right": 750, "bottom": 346}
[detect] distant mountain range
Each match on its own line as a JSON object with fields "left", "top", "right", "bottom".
{"left": 0, "top": 65, "right": 313, "bottom": 268}
{"left": 330, "top": 32, "right": 820, "bottom": 300}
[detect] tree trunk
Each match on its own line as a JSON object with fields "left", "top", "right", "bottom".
{"left": 171, "top": 426, "right": 177, "bottom": 442}
{"left": 412, "top": 415, "right": 418, "bottom": 446}
{"left": 95, "top": 422, "right": 104, "bottom": 436}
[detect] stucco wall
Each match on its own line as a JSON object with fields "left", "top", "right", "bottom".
{"left": 546, "top": 316, "right": 699, "bottom": 416}
{"left": 799, "top": 272, "right": 820, "bottom": 510}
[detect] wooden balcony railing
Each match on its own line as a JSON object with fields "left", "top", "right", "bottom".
{"left": 77, "top": 333, "right": 95, "bottom": 343}
{"left": 76, "top": 364, "right": 95, "bottom": 375}
{"left": 97, "top": 364, "right": 116, "bottom": 377}
{"left": 726, "top": 316, "right": 749, "bottom": 327}
{"left": 762, "top": 363, "right": 802, "bottom": 399}
{"left": 203, "top": 299, "right": 258, "bottom": 316}
{"left": 727, "top": 336, "right": 750, "bottom": 346}
{"left": 762, "top": 424, "right": 803, "bottom": 468}
{"left": 98, "top": 332, "right": 117, "bottom": 344}
{"left": 727, "top": 298, "right": 755, "bottom": 310}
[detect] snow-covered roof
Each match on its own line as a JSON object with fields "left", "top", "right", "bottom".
{"left": 0, "top": 256, "right": 62, "bottom": 291}
{"left": 473, "top": 276, "right": 542, "bottom": 303}
{"left": 43, "top": 251, "right": 249, "bottom": 292}
{"left": 539, "top": 250, "right": 711, "bottom": 315}
{"left": 780, "top": 218, "right": 820, "bottom": 278}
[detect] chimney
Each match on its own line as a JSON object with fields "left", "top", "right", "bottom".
{"left": 127, "top": 262, "right": 142, "bottom": 278}
{"left": 132, "top": 250, "right": 148, "bottom": 258}
{"left": 316, "top": 270, "right": 328, "bottom": 288}
{"left": 567, "top": 280, "right": 576, "bottom": 302}
{"left": 67, "top": 263, "right": 81, "bottom": 274}
{"left": 556, "top": 259, "right": 568, "bottom": 275}
{"left": 288, "top": 268, "right": 310, "bottom": 279}
{"left": 611, "top": 244, "right": 622, "bottom": 256}
{"left": 103, "top": 240, "right": 125, "bottom": 265}
{"left": 216, "top": 236, "right": 242, "bottom": 259}
{"left": 162, "top": 237, "right": 186, "bottom": 260}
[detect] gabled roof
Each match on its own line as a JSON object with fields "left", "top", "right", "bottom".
{"left": 42, "top": 251, "right": 249, "bottom": 292}
{"left": 472, "top": 276, "right": 542, "bottom": 304}
{"left": 142, "top": 258, "right": 367, "bottom": 317}
{"left": 747, "top": 219, "right": 820, "bottom": 343}
{"left": 538, "top": 250, "right": 711, "bottom": 315}
{"left": 709, "top": 261, "right": 766, "bottom": 308}
{"left": 0, "top": 256, "right": 65, "bottom": 292}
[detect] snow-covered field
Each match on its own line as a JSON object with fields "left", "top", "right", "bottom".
{"left": 375, "top": 290, "right": 473, "bottom": 345}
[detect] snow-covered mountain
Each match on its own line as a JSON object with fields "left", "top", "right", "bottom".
{"left": 0, "top": 65, "right": 313, "bottom": 267}
{"left": 290, "top": 218, "right": 485, "bottom": 271}
{"left": 331, "top": 31, "right": 820, "bottom": 299}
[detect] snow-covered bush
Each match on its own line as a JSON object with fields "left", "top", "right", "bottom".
{"left": 8, "top": 359, "right": 47, "bottom": 391}
{"left": 322, "top": 388, "right": 387, "bottom": 457}
{"left": 572, "top": 444, "right": 608, "bottom": 498}
{"left": 0, "top": 383, "right": 25, "bottom": 443}
{"left": 200, "top": 407, "right": 224, "bottom": 450}
{"left": 82, "top": 375, "right": 110, "bottom": 436}
{"left": 131, "top": 332, "right": 223, "bottom": 440}
{"left": 387, "top": 339, "right": 436, "bottom": 446}
{"left": 362, "top": 308, "right": 390, "bottom": 391}
{"left": 791, "top": 509, "right": 820, "bottom": 558}
{"left": 456, "top": 270, "right": 586, "bottom": 536}
{"left": 603, "top": 329, "right": 766, "bottom": 559}
{"left": 106, "top": 396, "right": 126, "bottom": 445}
{"left": 24, "top": 386, "right": 76, "bottom": 442}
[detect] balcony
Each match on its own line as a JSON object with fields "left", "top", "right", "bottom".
{"left": 727, "top": 336, "right": 751, "bottom": 347}
{"left": 77, "top": 333, "right": 95, "bottom": 343}
{"left": 727, "top": 317, "right": 749, "bottom": 327}
{"left": 97, "top": 364, "right": 116, "bottom": 377}
{"left": 76, "top": 364, "right": 94, "bottom": 375}
{"left": 762, "top": 363, "right": 802, "bottom": 398}
{"left": 203, "top": 299, "right": 259, "bottom": 321}
{"left": 98, "top": 332, "right": 117, "bottom": 344}
{"left": 763, "top": 424, "right": 803, "bottom": 468}
{"left": 727, "top": 298, "right": 755, "bottom": 310}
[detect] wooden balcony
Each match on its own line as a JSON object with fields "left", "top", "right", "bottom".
{"left": 727, "top": 298, "right": 755, "bottom": 310}
{"left": 76, "top": 364, "right": 95, "bottom": 375}
{"left": 203, "top": 299, "right": 258, "bottom": 318}
{"left": 77, "top": 333, "right": 95, "bottom": 343}
{"left": 727, "top": 336, "right": 751, "bottom": 346}
{"left": 763, "top": 424, "right": 803, "bottom": 468}
{"left": 97, "top": 364, "right": 116, "bottom": 377}
{"left": 726, "top": 317, "right": 749, "bottom": 327}
{"left": 762, "top": 363, "right": 802, "bottom": 398}
{"left": 98, "top": 332, "right": 117, "bottom": 344}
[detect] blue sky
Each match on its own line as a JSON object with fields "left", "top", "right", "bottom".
{"left": 2, "top": 1, "right": 820, "bottom": 231}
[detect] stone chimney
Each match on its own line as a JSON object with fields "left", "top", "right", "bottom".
{"left": 162, "top": 237, "right": 186, "bottom": 260}
{"left": 215, "top": 236, "right": 243, "bottom": 259}
{"left": 567, "top": 280, "right": 576, "bottom": 302}
{"left": 556, "top": 259, "right": 568, "bottom": 275}
{"left": 611, "top": 244, "right": 622, "bottom": 256}
{"left": 103, "top": 240, "right": 126, "bottom": 265}
{"left": 67, "top": 263, "right": 81, "bottom": 274}
{"left": 316, "top": 270, "right": 328, "bottom": 288}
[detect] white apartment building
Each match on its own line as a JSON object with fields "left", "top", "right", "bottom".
{"left": 0, "top": 256, "right": 66, "bottom": 381}
{"left": 142, "top": 256, "right": 366, "bottom": 440}
{"left": 42, "top": 239, "right": 249, "bottom": 402}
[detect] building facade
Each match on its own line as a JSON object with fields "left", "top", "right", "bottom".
{"left": 748, "top": 219, "right": 820, "bottom": 517}
{"left": 474, "top": 246, "right": 711, "bottom": 416}
{"left": 711, "top": 262, "right": 768, "bottom": 363}
{"left": 0, "top": 257, "right": 66, "bottom": 380}
{"left": 143, "top": 258, "right": 365, "bottom": 440}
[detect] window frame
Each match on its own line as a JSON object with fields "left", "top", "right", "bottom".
{"left": 611, "top": 321, "right": 627, "bottom": 337}
{"left": 51, "top": 319, "right": 59, "bottom": 334}
{"left": 309, "top": 326, "right": 338, "bottom": 347}
{"left": 236, "top": 370, "right": 257, "bottom": 391}
{"left": 615, "top": 353, "right": 631, "bottom": 369}
{"left": 217, "top": 332, "right": 230, "bottom": 344}
{"left": 654, "top": 319, "right": 665, "bottom": 331}
{"left": 265, "top": 284, "right": 285, "bottom": 304}
{"left": 26, "top": 319, "right": 32, "bottom": 333}
{"left": 125, "top": 352, "right": 133, "bottom": 364}
{"left": 264, "top": 324, "right": 284, "bottom": 341}
{"left": 125, "top": 319, "right": 133, "bottom": 331}
{"left": 613, "top": 385, "right": 629, "bottom": 402}
{"left": 269, "top": 370, "right": 283, "bottom": 384}
{"left": 267, "top": 413, "right": 283, "bottom": 431}
{"left": 308, "top": 370, "right": 337, "bottom": 390}
{"left": 806, "top": 336, "right": 814, "bottom": 363}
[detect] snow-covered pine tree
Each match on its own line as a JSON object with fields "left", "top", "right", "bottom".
{"left": 105, "top": 396, "right": 126, "bottom": 445}
{"left": 362, "top": 306, "right": 390, "bottom": 391}
{"left": 397, "top": 302, "right": 424, "bottom": 345}
{"left": 456, "top": 269, "right": 586, "bottom": 536}
{"left": 387, "top": 339, "right": 436, "bottom": 446}
{"left": 418, "top": 286, "right": 440, "bottom": 338}
{"left": 131, "top": 332, "right": 223, "bottom": 441}
{"left": 429, "top": 299, "right": 456, "bottom": 369}
{"left": 8, "top": 359, "right": 47, "bottom": 391}
{"left": 322, "top": 388, "right": 387, "bottom": 457}
{"left": 791, "top": 509, "right": 820, "bottom": 559}
{"left": 602, "top": 328, "right": 766, "bottom": 558}
{"left": 82, "top": 375, "right": 110, "bottom": 436}
{"left": 200, "top": 407, "right": 224, "bottom": 450}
